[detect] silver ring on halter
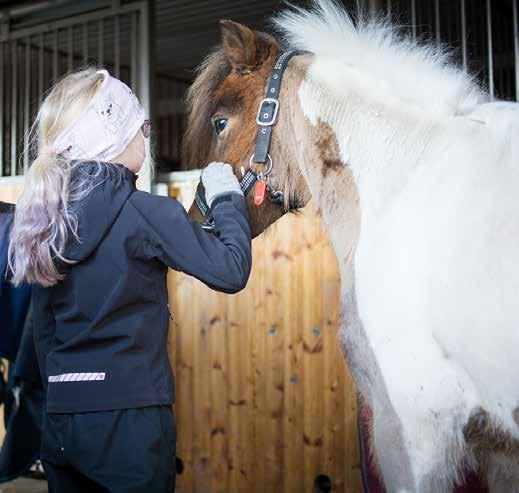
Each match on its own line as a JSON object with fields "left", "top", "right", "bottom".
{"left": 249, "top": 153, "right": 273, "bottom": 177}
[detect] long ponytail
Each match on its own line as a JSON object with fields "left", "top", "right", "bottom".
{"left": 9, "top": 153, "right": 75, "bottom": 286}
{"left": 8, "top": 68, "right": 105, "bottom": 286}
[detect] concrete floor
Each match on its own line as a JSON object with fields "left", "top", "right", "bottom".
{"left": 0, "top": 479, "right": 47, "bottom": 493}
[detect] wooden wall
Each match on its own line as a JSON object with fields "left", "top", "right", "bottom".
{"left": 0, "top": 178, "right": 24, "bottom": 204}
{"left": 168, "top": 198, "right": 362, "bottom": 493}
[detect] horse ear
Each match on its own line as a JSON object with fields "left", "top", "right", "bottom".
{"left": 219, "top": 20, "right": 275, "bottom": 72}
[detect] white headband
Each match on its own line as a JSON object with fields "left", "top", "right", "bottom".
{"left": 52, "top": 70, "right": 145, "bottom": 162}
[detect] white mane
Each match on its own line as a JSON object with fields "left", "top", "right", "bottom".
{"left": 273, "top": 0, "right": 487, "bottom": 117}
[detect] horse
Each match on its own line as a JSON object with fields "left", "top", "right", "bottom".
{"left": 182, "top": 1, "right": 519, "bottom": 491}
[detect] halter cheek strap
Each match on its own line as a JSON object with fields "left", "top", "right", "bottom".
{"left": 252, "top": 50, "right": 303, "bottom": 166}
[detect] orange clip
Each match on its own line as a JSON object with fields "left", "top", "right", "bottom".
{"left": 254, "top": 180, "right": 267, "bottom": 206}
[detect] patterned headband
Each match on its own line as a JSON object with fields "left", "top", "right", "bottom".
{"left": 52, "top": 70, "right": 145, "bottom": 162}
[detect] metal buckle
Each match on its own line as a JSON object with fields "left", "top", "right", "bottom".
{"left": 201, "top": 219, "right": 215, "bottom": 231}
{"left": 256, "top": 98, "right": 279, "bottom": 126}
{"left": 249, "top": 153, "right": 273, "bottom": 176}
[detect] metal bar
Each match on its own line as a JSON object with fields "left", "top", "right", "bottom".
{"left": 98, "top": 18, "right": 104, "bottom": 66}
{"left": 0, "top": 3, "right": 142, "bottom": 42}
{"left": 0, "top": 1, "right": 51, "bottom": 22}
{"left": 11, "top": 42, "right": 17, "bottom": 176}
{"left": 67, "top": 26, "right": 73, "bottom": 71}
{"left": 24, "top": 37, "right": 30, "bottom": 172}
{"left": 386, "top": 0, "right": 391, "bottom": 17}
{"left": 445, "top": 0, "right": 453, "bottom": 45}
{"left": 38, "top": 33, "right": 43, "bottom": 108}
{"left": 5, "top": 40, "right": 10, "bottom": 177}
{"left": 130, "top": 11, "right": 137, "bottom": 90}
{"left": 460, "top": 0, "right": 468, "bottom": 72}
{"left": 434, "top": 0, "right": 441, "bottom": 47}
{"left": 82, "top": 22, "right": 88, "bottom": 61}
{"left": 52, "top": 28, "right": 58, "bottom": 82}
{"left": 0, "top": 0, "right": 112, "bottom": 23}
{"left": 514, "top": 0, "right": 519, "bottom": 101}
{"left": 368, "top": 0, "right": 377, "bottom": 16}
{"left": 486, "top": 0, "right": 494, "bottom": 99}
{"left": 0, "top": 42, "right": 4, "bottom": 176}
{"left": 136, "top": 2, "right": 153, "bottom": 192}
{"left": 114, "top": 14, "right": 120, "bottom": 77}
{"left": 410, "top": 0, "right": 417, "bottom": 39}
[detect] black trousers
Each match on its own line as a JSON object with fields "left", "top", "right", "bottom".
{"left": 41, "top": 406, "right": 176, "bottom": 493}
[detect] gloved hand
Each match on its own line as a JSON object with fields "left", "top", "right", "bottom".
{"left": 202, "top": 162, "right": 243, "bottom": 207}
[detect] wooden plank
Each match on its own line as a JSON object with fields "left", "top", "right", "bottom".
{"left": 210, "top": 289, "right": 229, "bottom": 493}
{"left": 302, "top": 210, "right": 325, "bottom": 492}
{"left": 250, "top": 236, "right": 268, "bottom": 492}
{"left": 192, "top": 277, "right": 212, "bottom": 492}
{"left": 264, "top": 223, "right": 286, "bottom": 492}
{"left": 168, "top": 271, "right": 195, "bottom": 492}
{"left": 282, "top": 214, "right": 305, "bottom": 493}
{"left": 227, "top": 287, "right": 252, "bottom": 491}
{"left": 0, "top": 178, "right": 24, "bottom": 203}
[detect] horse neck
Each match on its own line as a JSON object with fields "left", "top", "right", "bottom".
{"left": 307, "top": 80, "right": 438, "bottom": 207}
{"left": 294, "top": 68, "right": 440, "bottom": 282}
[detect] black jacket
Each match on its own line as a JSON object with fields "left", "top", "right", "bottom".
{"left": 1, "top": 202, "right": 32, "bottom": 362}
{"left": 32, "top": 162, "right": 251, "bottom": 413}
{"left": 0, "top": 202, "right": 14, "bottom": 275}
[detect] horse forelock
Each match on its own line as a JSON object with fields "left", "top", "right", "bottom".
{"left": 182, "top": 49, "right": 231, "bottom": 168}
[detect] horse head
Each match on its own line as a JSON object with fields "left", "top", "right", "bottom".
{"left": 182, "top": 20, "right": 322, "bottom": 238}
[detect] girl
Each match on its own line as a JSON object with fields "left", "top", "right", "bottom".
{"left": 8, "top": 68, "right": 251, "bottom": 492}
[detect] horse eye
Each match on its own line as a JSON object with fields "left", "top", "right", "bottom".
{"left": 213, "top": 117, "right": 228, "bottom": 136}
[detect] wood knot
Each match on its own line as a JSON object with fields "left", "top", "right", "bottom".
{"left": 303, "top": 434, "right": 323, "bottom": 447}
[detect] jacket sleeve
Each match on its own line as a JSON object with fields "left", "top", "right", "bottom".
{"left": 12, "top": 305, "right": 42, "bottom": 386}
{"left": 129, "top": 191, "right": 252, "bottom": 294}
{"left": 31, "top": 286, "right": 56, "bottom": 389}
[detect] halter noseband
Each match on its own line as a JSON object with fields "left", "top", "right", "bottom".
{"left": 195, "top": 50, "right": 303, "bottom": 231}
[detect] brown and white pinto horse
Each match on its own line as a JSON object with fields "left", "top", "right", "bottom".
{"left": 184, "top": 1, "right": 519, "bottom": 491}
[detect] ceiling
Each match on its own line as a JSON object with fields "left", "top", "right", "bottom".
{"left": 0, "top": 0, "right": 513, "bottom": 83}
{"left": 154, "top": 0, "right": 313, "bottom": 80}
{"left": 0, "top": 0, "right": 347, "bottom": 80}
{"left": 152, "top": 0, "right": 516, "bottom": 81}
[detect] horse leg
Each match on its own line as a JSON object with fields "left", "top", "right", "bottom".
{"left": 370, "top": 403, "right": 415, "bottom": 493}
{"left": 372, "top": 404, "right": 474, "bottom": 493}
{"left": 337, "top": 290, "right": 416, "bottom": 492}
{"left": 338, "top": 285, "right": 476, "bottom": 492}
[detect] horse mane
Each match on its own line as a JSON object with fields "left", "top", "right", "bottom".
{"left": 272, "top": 0, "right": 487, "bottom": 117}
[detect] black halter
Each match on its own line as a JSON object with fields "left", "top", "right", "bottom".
{"left": 195, "top": 50, "right": 303, "bottom": 231}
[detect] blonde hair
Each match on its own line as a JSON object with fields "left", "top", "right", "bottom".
{"left": 8, "top": 67, "right": 107, "bottom": 287}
